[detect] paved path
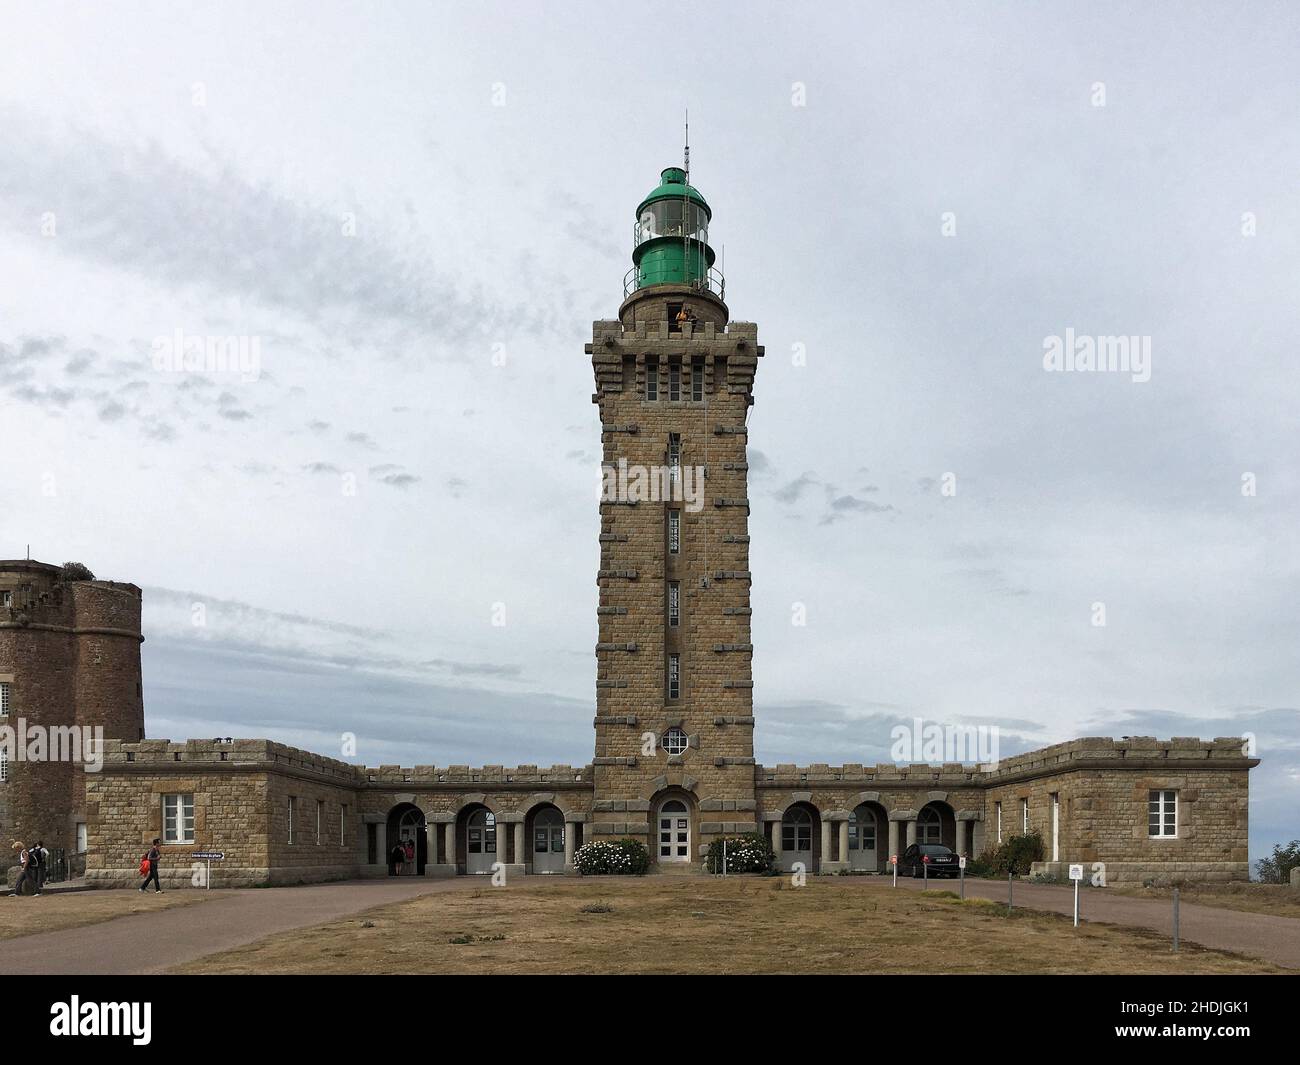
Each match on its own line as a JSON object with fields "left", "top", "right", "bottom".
{"left": 884, "top": 874, "right": 1300, "bottom": 969}
{"left": 6, "top": 878, "right": 455, "bottom": 974}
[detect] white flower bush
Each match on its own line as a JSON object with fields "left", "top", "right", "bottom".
{"left": 573, "top": 838, "right": 648, "bottom": 875}
{"left": 706, "top": 833, "right": 775, "bottom": 874}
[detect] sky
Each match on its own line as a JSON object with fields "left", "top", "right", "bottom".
{"left": 0, "top": 2, "right": 1295, "bottom": 864}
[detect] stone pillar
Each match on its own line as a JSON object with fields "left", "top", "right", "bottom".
{"left": 443, "top": 822, "right": 456, "bottom": 872}
{"left": 514, "top": 822, "right": 526, "bottom": 870}
{"left": 424, "top": 823, "right": 437, "bottom": 868}
{"left": 906, "top": 820, "right": 917, "bottom": 847}
{"left": 888, "top": 820, "right": 899, "bottom": 862}
{"left": 956, "top": 820, "right": 968, "bottom": 857}
{"left": 838, "top": 820, "right": 849, "bottom": 865}
{"left": 770, "top": 819, "right": 781, "bottom": 858}
{"left": 375, "top": 821, "right": 388, "bottom": 871}
{"left": 820, "top": 819, "right": 832, "bottom": 872}
{"left": 564, "top": 822, "right": 577, "bottom": 869}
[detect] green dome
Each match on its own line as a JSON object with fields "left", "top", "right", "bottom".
{"left": 635, "top": 166, "right": 712, "bottom": 220}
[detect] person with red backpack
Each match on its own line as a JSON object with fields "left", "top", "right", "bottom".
{"left": 138, "top": 838, "right": 162, "bottom": 893}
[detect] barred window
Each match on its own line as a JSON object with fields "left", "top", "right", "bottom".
{"left": 668, "top": 361, "right": 681, "bottom": 402}
{"left": 668, "top": 581, "right": 680, "bottom": 627}
{"left": 668, "top": 433, "right": 681, "bottom": 484}
{"left": 1148, "top": 789, "right": 1177, "bottom": 838}
{"left": 1021, "top": 799, "right": 1029, "bottom": 833}
{"left": 162, "top": 793, "right": 195, "bottom": 844}
{"left": 692, "top": 356, "right": 704, "bottom": 402}
{"left": 668, "top": 510, "right": 680, "bottom": 554}
{"left": 0, "top": 752, "right": 7, "bottom": 783}
{"left": 287, "top": 796, "right": 297, "bottom": 844}
{"left": 316, "top": 799, "right": 324, "bottom": 845}
{"left": 662, "top": 726, "right": 688, "bottom": 755}
{"left": 0, "top": 681, "right": 9, "bottom": 716}
{"left": 645, "top": 357, "right": 658, "bottom": 401}
{"left": 667, "top": 653, "right": 680, "bottom": 700}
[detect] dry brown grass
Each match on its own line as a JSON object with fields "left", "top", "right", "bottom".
{"left": 0, "top": 888, "right": 210, "bottom": 940}
{"left": 176, "top": 877, "right": 1284, "bottom": 975}
{"left": 1105, "top": 881, "right": 1300, "bottom": 919}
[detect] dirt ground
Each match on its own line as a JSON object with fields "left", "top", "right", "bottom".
{"left": 0, "top": 889, "right": 209, "bottom": 941}
{"left": 175, "top": 877, "right": 1286, "bottom": 975}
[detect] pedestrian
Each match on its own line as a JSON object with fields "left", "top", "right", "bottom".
{"left": 389, "top": 841, "right": 404, "bottom": 876}
{"left": 31, "top": 839, "right": 47, "bottom": 893}
{"left": 403, "top": 837, "right": 415, "bottom": 874}
{"left": 8, "top": 841, "right": 38, "bottom": 896}
{"left": 138, "top": 837, "right": 162, "bottom": 893}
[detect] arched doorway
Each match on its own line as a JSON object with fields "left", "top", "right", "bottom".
{"left": 459, "top": 804, "right": 498, "bottom": 875}
{"left": 386, "top": 802, "right": 426, "bottom": 876}
{"left": 656, "top": 797, "right": 692, "bottom": 863}
{"left": 849, "top": 803, "right": 884, "bottom": 872}
{"left": 529, "top": 805, "right": 565, "bottom": 874}
{"left": 781, "top": 803, "right": 819, "bottom": 872}
{"left": 916, "top": 801, "right": 956, "bottom": 850}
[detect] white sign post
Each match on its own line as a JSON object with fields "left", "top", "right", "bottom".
{"left": 1069, "top": 863, "right": 1084, "bottom": 926}
{"left": 959, "top": 854, "right": 967, "bottom": 899}
{"left": 890, "top": 854, "right": 897, "bottom": 887}
{"left": 193, "top": 851, "right": 225, "bottom": 890}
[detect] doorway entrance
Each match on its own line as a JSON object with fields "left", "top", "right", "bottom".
{"left": 657, "top": 798, "right": 691, "bottom": 862}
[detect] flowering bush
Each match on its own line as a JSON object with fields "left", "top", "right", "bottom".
{"left": 574, "top": 838, "right": 649, "bottom": 876}
{"left": 705, "top": 833, "right": 775, "bottom": 874}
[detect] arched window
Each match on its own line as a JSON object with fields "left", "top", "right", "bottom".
{"left": 918, "top": 806, "right": 942, "bottom": 845}
{"left": 849, "top": 808, "right": 876, "bottom": 851}
{"left": 662, "top": 727, "right": 688, "bottom": 755}
{"left": 782, "top": 806, "right": 813, "bottom": 852}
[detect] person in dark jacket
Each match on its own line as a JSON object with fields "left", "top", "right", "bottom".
{"left": 139, "top": 838, "right": 162, "bottom": 893}
{"left": 389, "top": 842, "right": 405, "bottom": 876}
{"left": 8, "top": 841, "right": 38, "bottom": 896}
{"left": 31, "top": 840, "right": 47, "bottom": 893}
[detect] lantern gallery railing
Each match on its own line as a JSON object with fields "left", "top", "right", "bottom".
{"left": 623, "top": 264, "right": 725, "bottom": 300}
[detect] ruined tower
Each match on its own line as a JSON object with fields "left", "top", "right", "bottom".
{"left": 586, "top": 166, "right": 763, "bottom": 865}
{"left": 0, "top": 560, "right": 145, "bottom": 874}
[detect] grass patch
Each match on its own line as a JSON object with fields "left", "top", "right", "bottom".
{"left": 0, "top": 889, "right": 210, "bottom": 941}
{"left": 173, "top": 878, "right": 1284, "bottom": 975}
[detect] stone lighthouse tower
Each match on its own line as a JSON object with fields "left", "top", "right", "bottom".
{"left": 586, "top": 165, "right": 762, "bottom": 866}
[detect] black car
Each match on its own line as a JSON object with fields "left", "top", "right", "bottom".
{"left": 899, "top": 843, "right": 960, "bottom": 878}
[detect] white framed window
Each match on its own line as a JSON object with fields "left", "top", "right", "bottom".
{"left": 691, "top": 356, "right": 704, "bottom": 402}
{"left": 162, "top": 793, "right": 195, "bottom": 844}
{"left": 667, "top": 653, "right": 680, "bottom": 700}
{"left": 668, "top": 581, "right": 680, "bottom": 627}
{"left": 287, "top": 796, "right": 296, "bottom": 844}
{"left": 0, "top": 751, "right": 7, "bottom": 783}
{"left": 667, "top": 433, "right": 681, "bottom": 484}
{"left": 1148, "top": 789, "right": 1177, "bottom": 838}
{"left": 995, "top": 802, "right": 1002, "bottom": 843}
{"left": 1, "top": 591, "right": 11, "bottom": 607}
{"left": 662, "top": 726, "right": 688, "bottom": 755}
{"left": 668, "top": 362, "right": 681, "bottom": 402}
{"left": 782, "top": 806, "right": 813, "bottom": 852}
{"left": 645, "top": 357, "right": 658, "bottom": 401}
{"left": 917, "top": 806, "right": 942, "bottom": 845}
{"left": 668, "top": 510, "right": 680, "bottom": 554}
{"left": 76, "top": 822, "right": 87, "bottom": 853}
{"left": 316, "top": 800, "right": 323, "bottom": 845}
{"left": 0, "top": 680, "right": 10, "bottom": 716}
{"left": 1021, "top": 799, "right": 1029, "bottom": 833}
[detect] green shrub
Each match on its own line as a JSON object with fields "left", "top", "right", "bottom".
{"left": 59, "top": 561, "right": 95, "bottom": 582}
{"left": 1254, "top": 840, "right": 1300, "bottom": 884}
{"left": 573, "top": 838, "right": 648, "bottom": 876}
{"left": 705, "top": 833, "right": 775, "bottom": 874}
{"left": 975, "top": 832, "right": 1044, "bottom": 876}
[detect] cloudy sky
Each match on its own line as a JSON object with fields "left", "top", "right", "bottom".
{"left": 0, "top": 3, "right": 1295, "bottom": 863}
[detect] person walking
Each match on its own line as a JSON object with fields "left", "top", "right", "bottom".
{"left": 389, "top": 841, "right": 405, "bottom": 876}
{"left": 403, "top": 837, "right": 415, "bottom": 875}
{"left": 8, "top": 842, "right": 38, "bottom": 896}
{"left": 138, "top": 838, "right": 162, "bottom": 893}
{"left": 31, "top": 840, "right": 47, "bottom": 893}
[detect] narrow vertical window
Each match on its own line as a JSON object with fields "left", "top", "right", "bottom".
{"left": 1148, "top": 789, "right": 1177, "bottom": 838}
{"left": 316, "top": 799, "right": 324, "bottom": 845}
{"left": 668, "top": 510, "right": 680, "bottom": 554}
{"left": 340, "top": 805, "right": 347, "bottom": 848}
{"left": 668, "top": 433, "right": 681, "bottom": 485}
{"left": 0, "top": 681, "right": 9, "bottom": 716}
{"left": 692, "top": 356, "right": 704, "bottom": 401}
{"left": 0, "top": 752, "right": 7, "bottom": 782}
{"left": 1020, "top": 798, "right": 1029, "bottom": 833}
{"left": 995, "top": 802, "right": 1002, "bottom": 843}
{"left": 669, "top": 361, "right": 681, "bottom": 401}
{"left": 288, "top": 796, "right": 296, "bottom": 845}
{"left": 667, "top": 653, "right": 680, "bottom": 700}
{"left": 668, "top": 581, "right": 680, "bottom": 627}
{"left": 645, "top": 357, "right": 658, "bottom": 401}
